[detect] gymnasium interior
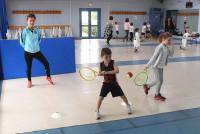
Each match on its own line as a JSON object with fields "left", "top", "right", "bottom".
{"left": 0, "top": 0, "right": 200, "bottom": 134}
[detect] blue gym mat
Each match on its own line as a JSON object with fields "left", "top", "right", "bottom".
{"left": 21, "top": 107, "right": 200, "bottom": 134}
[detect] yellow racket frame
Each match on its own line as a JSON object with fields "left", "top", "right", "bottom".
{"left": 134, "top": 70, "right": 148, "bottom": 86}
{"left": 79, "top": 67, "right": 98, "bottom": 81}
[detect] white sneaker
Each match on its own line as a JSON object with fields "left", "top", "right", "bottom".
{"left": 95, "top": 111, "right": 101, "bottom": 120}
{"left": 127, "top": 104, "right": 133, "bottom": 114}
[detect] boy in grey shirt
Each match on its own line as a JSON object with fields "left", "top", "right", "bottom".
{"left": 144, "top": 32, "right": 174, "bottom": 101}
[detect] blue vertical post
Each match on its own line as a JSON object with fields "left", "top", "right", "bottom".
{"left": 0, "top": 0, "right": 8, "bottom": 39}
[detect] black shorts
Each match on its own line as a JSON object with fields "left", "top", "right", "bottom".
{"left": 100, "top": 82, "right": 124, "bottom": 97}
{"left": 141, "top": 32, "right": 146, "bottom": 35}
{"left": 146, "top": 31, "right": 150, "bottom": 34}
{"left": 116, "top": 31, "right": 119, "bottom": 35}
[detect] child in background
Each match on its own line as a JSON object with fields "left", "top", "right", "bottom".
{"left": 96, "top": 48, "right": 133, "bottom": 120}
{"left": 180, "top": 28, "right": 191, "bottom": 50}
{"left": 184, "top": 21, "right": 189, "bottom": 33}
{"left": 124, "top": 18, "right": 130, "bottom": 42}
{"left": 146, "top": 22, "right": 151, "bottom": 39}
{"left": 104, "top": 16, "right": 114, "bottom": 46}
{"left": 133, "top": 28, "right": 140, "bottom": 52}
{"left": 143, "top": 32, "right": 174, "bottom": 101}
{"left": 129, "top": 22, "right": 134, "bottom": 42}
{"left": 115, "top": 22, "right": 119, "bottom": 39}
{"left": 141, "top": 22, "right": 147, "bottom": 41}
{"left": 20, "top": 14, "right": 54, "bottom": 88}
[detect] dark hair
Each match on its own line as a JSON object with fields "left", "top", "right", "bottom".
{"left": 101, "top": 48, "right": 112, "bottom": 57}
{"left": 27, "top": 14, "right": 36, "bottom": 20}
{"left": 135, "top": 28, "right": 139, "bottom": 32}
{"left": 184, "top": 21, "right": 187, "bottom": 24}
{"left": 130, "top": 22, "right": 133, "bottom": 26}
{"left": 143, "top": 22, "right": 147, "bottom": 25}
{"left": 125, "top": 18, "right": 129, "bottom": 22}
{"left": 109, "top": 16, "right": 114, "bottom": 20}
{"left": 115, "top": 21, "right": 118, "bottom": 24}
{"left": 158, "top": 32, "right": 172, "bottom": 43}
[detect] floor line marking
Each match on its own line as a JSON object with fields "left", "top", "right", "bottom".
{"left": 76, "top": 55, "right": 200, "bottom": 68}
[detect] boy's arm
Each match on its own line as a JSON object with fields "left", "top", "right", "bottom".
{"left": 105, "top": 64, "right": 119, "bottom": 75}
{"left": 19, "top": 29, "right": 26, "bottom": 48}
{"left": 98, "top": 64, "right": 105, "bottom": 76}
{"left": 146, "top": 45, "right": 162, "bottom": 69}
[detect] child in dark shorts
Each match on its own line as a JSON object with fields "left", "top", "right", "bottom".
{"left": 96, "top": 48, "right": 133, "bottom": 120}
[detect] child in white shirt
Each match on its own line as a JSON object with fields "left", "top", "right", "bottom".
{"left": 115, "top": 22, "right": 119, "bottom": 39}
{"left": 133, "top": 28, "right": 140, "bottom": 52}
{"left": 146, "top": 22, "right": 151, "bottom": 38}
{"left": 124, "top": 18, "right": 130, "bottom": 42}
{"left": 180, "top": 30, "right": 191, "bottom": 50}
{"left": 129, "top": 22, "right": 134, "bottom": 42}
{"left": 141, "top": 22, "right": 147, "bottom": 40}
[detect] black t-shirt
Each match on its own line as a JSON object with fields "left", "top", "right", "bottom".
{"left": 100, "top": 60, "right": 117, "bottom": 83}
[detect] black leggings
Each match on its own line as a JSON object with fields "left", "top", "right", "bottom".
{"left": 130, "top": 32, "right": 134, "bottom": 41}
{"left": 24, "top": 51, "right": 50, "bottom": 81}
{"left": 107, "top": 31, "right": 113, "bottom": 45}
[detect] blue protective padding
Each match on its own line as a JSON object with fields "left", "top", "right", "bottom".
{"left": 0, "top": 37, "right": 76, "bottom": 80}
{"left": 0, "top": 45, "right": 3, "bottom": 80}
{"left": 21, "top": 107, "right": 200, "bottom": 134}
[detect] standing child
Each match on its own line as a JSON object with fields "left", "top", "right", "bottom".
{"left": 143, "top": 32, "right": 174, "bottom": 101}
{"left": 141, "top": 22, "right": 147, "bottom": 41}
{"left": 115, "top": 22, "right": 119, "bottom": 39}
{"left": 104, "top": 16, "right": 114, "bottom": 46}
{"left": 146, "top": 22, "right": 151, "bottom": 39}
{"left": 20, "top": 14, "right": 54, "bottom": 88}
{"left": 123, "top": 18, "right": 130, "bottom": 42}
{"left": 96, "top": 48, "right": 133, "bottom": 120}
{"left": 183, "top": 21, "right": 189, "bottom": 33}
{"left": 133, "top": 28, "right": 140, "bottom": 52}
{"left": 180, "top": 28, "right": 191, "bottom": 50}
{"left": 129, "top": 22, "right": 134, "bottom": 42}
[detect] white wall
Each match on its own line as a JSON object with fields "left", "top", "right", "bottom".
{"left": 6, "top": 0, "right": 71, "bottom": 26}
{"left": 176, "top": 10, "right": 199, "bottom": 33}
{"left": 163, "top": 0, "right": 200, "bottom": 10}
{"left": 6, "top": 0, "right": 162, "bottom": 37}
{"left": 163, "top": 0, "right": 200, "bottom": 33}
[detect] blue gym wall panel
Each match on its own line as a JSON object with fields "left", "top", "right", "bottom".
{"left": 0, "top": 0, "right": 8, "bottom": 39}
{"left": 149, "top": 8, "right": 164, "bottom": 35}
{"left": 0, "top": 37, "right": 76, "bottom": 80}
{"left": 0, "top": 44, "right": 3, "bottom": 80}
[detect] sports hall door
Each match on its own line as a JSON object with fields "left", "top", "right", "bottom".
{"left": 80, "top": 8, "right": 101, "bottom": 39}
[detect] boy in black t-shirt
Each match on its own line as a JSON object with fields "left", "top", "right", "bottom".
{"left": 96, "top": 48, "right": 132, "bottom": 120}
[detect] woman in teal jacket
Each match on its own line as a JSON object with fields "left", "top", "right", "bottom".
{"left": 20, "top": 14, "right": 54, "bottom": 88}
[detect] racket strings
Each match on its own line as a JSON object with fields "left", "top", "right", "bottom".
{"left": 134, "top": 72, "right": 148, "bottom": 86}
{"left": 80, "top": 68, "right": 96, "bottom": 81}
